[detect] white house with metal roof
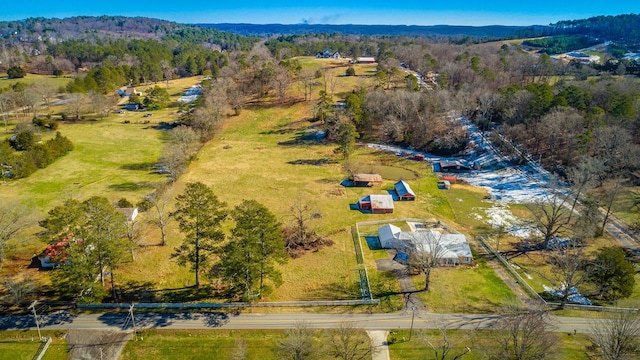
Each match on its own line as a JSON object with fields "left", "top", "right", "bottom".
{"left": 378, "top": 224, "right": 472, "bottom": 265}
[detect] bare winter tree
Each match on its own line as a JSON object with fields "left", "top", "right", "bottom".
{"left": 566, "top": 156, "right": 604, "bottom": 220}
{"left": 160, "top": 59, "right": 173, "bottom": 88}
{"left": 590, "top": 308, "right": 640, "bottom": 360}
{"left": 149, "top": 185, "right": 171, "bottom": 246}
{"left": 65, "top": 93, "right": 89, "bottom": 120}
{"left": 0, "top": 92, "right": 14, "bottom": 128}
{"left": 528, "top": 191, "right": 571, "bottom": 249}
{"left": 284, "top": 195, "right": 333, "bottom": 258}
{"left": 277, "top": 321, "right": 316, "bottom": 360}
{"left": 90, "top": 92, "right": 116, "bottom": 120}
{"left": 1, "top": 275, "right": 37, "bottom": 305}
{"left": 417, "top": 326, "right": 472, "bottom": 360}
{"left": 299, "top": 68, "right": 318, "bottom": 101}
{"left": 0, "top": 202, "right": 33, "bottom": 270}
{"left": 544, "top": 242, "right": 591, "bottom": 309}
{"left": 599, "top": 175, "right": 626, "bottom": 235}
{"left": 324, "top": 70, "right": 340, "bottom": 99}
{"left": 406, "top": 231, "right": 449, "bottom": 291}
{"left": 125, "top": 215, "right": 141, "bottom": 260}
{"left": 489, "top": 306, "right": 558, "bottom": 360}
{"left": 273, "top": 64, "right": 293, "bottom": 104}
{"left": 160, "top": 144, "right": 188, "bottom": 182}
{"left": 326, "top": 322, "right": 373, "bottom": 360}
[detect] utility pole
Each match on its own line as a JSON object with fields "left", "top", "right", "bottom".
{"left": 408, "top": 305, "right": 416, "bottom": 341}
{"left": 28, "top": 300, "right": 42, "bottom": 340}
{"left": 129, "top": 304, "right": 137, "bottom": 340}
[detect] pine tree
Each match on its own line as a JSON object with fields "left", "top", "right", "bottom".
{"left": 171, "top": 182, "right": 227, "bottom": 287}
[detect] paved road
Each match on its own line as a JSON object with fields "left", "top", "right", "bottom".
{"left": 0, "top": 311, "right": 596, "bottom": 334}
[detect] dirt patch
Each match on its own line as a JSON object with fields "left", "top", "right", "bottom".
{"left": 67, "top": 329, "right": 132, "bottom": 360}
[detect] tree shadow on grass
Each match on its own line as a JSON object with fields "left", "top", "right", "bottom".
{"left": 287, "top": 158, "right": 337, "bottom": 166}
{"left": 364, "top": 236, "right": 382, "bottom": 250}
{"left": 119, "top": 281, "right": 222, "bottom": 303}
{"left": 297, "top": 280, "right": 361, "bottom": 303}
{"left": 121, "top": 162, "right": 156, "bottom": 171}
{"left": 108, "top": 181, "right": 156, "bottom": 192}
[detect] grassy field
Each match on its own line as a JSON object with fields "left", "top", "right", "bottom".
{"left": 120, "top": 328, "right": 351, "bottom": 360}
{"left": 0, "top": 330, "right": 68, "bottom": 360}
{"left": 10, "top": 57, "right": 640, "bottom": 313}
{"left": 414, "top": 256, "right": 516, "bottom": 313}
{"left": 387, "top": 329, "right": 597, "bottom": 360}
{"left": 0, "top": 73, "right": 71, "bottom": 90}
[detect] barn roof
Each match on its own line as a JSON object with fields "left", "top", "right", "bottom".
{"left": 362, "top": 194, "right": 394, "bottom": 210}
{"left": 377, "top": 225, "right": 472, "bottom": 260}
{"left": 394, "top": 180, "right": 415, "bottom": 197}
{"left": 353, "top": 173, "right": 383, "bottom": 183}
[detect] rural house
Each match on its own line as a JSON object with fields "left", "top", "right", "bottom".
{"left": 351, "top": 173, "right": 383, "bottom": 187}
{"left": 316, "top": 49, "right": 341, "bottom": 58}
{"left": 394, "top": 180, "right": 416, "bottom": 201}
{"left": 358, "top": 194, "right": 394, "bottom": 214}
{"left": 124, "top": 103, "right": 145, "bottom": 111}
{"left": 378, "top": 224, "right": 472, "bottom": 265}
{"left": 356, "top": 57, "right": 376, "bottom": 63}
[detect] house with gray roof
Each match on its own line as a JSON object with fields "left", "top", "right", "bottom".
{"left": 378, "top": 223, "right": 472, "bottom": 265}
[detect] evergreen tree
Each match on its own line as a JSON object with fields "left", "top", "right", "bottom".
{"left": 171, "top": 182, "right": 227, "bottom": 287}
{"left": 590, "top": 246, "right": 636, "bottom": 301}
{"left": 219, "top": 200, "right": 286, "bottom": 300}
{"left": 43, "top": 197, "right": 127, "bottom": 302}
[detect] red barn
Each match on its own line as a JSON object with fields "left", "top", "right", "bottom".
{"left": 394, "top": 180, "right": 416, "bottom": 201}
{"left": 358, "top": 194, "right": 394, "bottom": 214}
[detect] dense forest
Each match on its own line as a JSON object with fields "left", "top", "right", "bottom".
{"left": 551, "top": 14, "right": 640, "bottom": 50}
{"left": 522, "top": 35, "right": 601, "bottom": 55}
{"left": 202, "top": 23, "right": 550, "bottom": 40}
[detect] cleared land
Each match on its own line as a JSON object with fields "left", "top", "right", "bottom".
{"left": 2, "top": 58, "right": 638, "bottom": 313}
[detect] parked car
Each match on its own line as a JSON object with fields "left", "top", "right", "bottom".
{"left": 143, "top": 113, "right": 152, "bottom": 117}
{"left": 114, "top": 109, "right": 125, "bottom": 114}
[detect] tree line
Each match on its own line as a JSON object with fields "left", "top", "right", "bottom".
{"left": 36, "top": 182, "right": 315, "bottom": 302}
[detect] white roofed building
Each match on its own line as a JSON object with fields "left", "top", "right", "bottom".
{"left": 377, "top": 224, "right": 472, "bottom": 265}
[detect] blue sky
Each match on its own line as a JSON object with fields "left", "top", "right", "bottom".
{"left": 1, "top": 1, "right": 638, "bottom": 26}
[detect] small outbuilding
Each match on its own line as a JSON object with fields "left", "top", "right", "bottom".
{"left": 359, "top": 194, "right": 394, "bottom": 214}
{"left": 433, "top": 160, "right": 472, "bottom": 173}
{"left": 437, "top": 180, "right": 451, "bottom": 190}
{"left": 442, "top": 175, "right": 457, "bottom": 184}
{"left": 124, "top": 103, "right": 145, "bottom": 111}
{"left": 352, "top": 173, "right": 383, "bottom": 187}
{"left": 356, "top": 57, "right": 376, "bottom": 64}
{"left": 394, "top": 180, "right": 416, "bottom": 201}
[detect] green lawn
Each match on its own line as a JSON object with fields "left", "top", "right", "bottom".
{"left": 387, "top": 329, "right": 596, "bottom": 360}
{"left": 415, "top": 256, "right": 516, "bottom": 313}
{"left": 120, "top": 328, "right": 340, "bottom": 360}
{"left": 121, "top": 329, "right": 282, "bottom": 360}
{"left": 0, "top": 331, "right": 68, "bottom": 360}
{"left": 0, "top": 73, "right": 71, "bottom": 90}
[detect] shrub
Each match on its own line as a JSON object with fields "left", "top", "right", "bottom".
{"left": 117, "top": 198, "right": 134, "bottom": 208}
{"left": 7, "top": 66, "right": 26, "bottom": 79}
